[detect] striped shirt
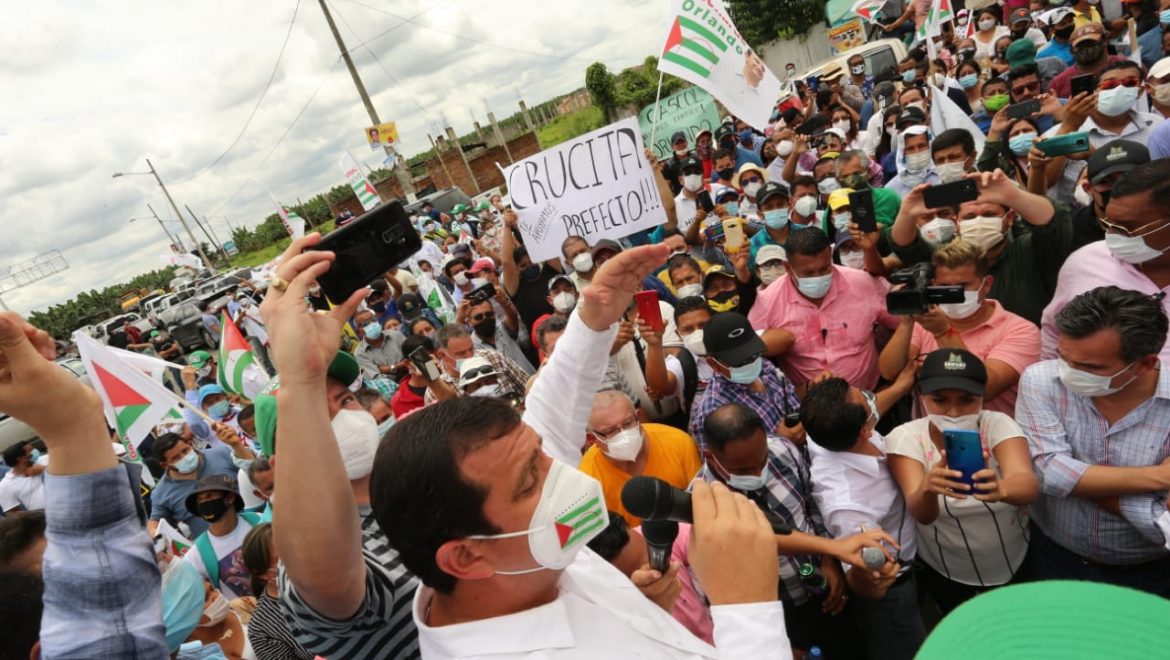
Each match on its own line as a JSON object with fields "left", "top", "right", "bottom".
{"left": 695, "top": 436, "right": 828, "bottom": 606}
{"left": 688, "top": 360, "right": 800, "bottom": 450}
{"left": 1017, "top": 360, "right": 1170, "bottom": 564}
{"left": 280, "top": 505, "right": 421, "bottom": 659}
{"left": 249, "top": 592, "right": 314, "bottom": 660}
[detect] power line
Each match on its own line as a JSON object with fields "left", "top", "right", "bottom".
{"left": 174, "top": 0, "right": 304, "bottom": 184}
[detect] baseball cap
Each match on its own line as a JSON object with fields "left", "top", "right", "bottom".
{"left": 670, "top": 131, "right": 688, "bottom": 145}
{"left": 834, "top": 231, "right": 858, "bottom": 252}
{"left": 679, "top": 155, "right": 703, "bottom": 174}
{"left": 1150, "top": 55, "right": 1170, "bottom": 80}
{"left": 713, "top": 185, "right": 740, "bottom": 202}
{"left": 547, "top": 274, "right": 575, "bottom": 291}
{"left": 1071, "top": 22, "right": 1105, "bottom": 46}
{"left": 451, "top": 203, "right": 468, "bottom": 215}
{"left": 918, "top": 581, "right": 1170, "bottom": 660}
{"left": 590, "top": 239, "right": 623, "bottom": 258}
{"left": 917, "top": 349, "right": 987, "bottom": 395}
{"left": 827, "top": 188, "right": 854, "bottom": 211}
{"left": 896, "top": 106, "right": 926, "bottom": 129}
{"left": 1087, "top": 139, "right": 1150, "bottom": 184}
{"left": 702, "top": 264, "right": 737, "bottom": 288}
{"left": 184, "top": 474, "right": 243, "bottom": 517}
{"left": 1009, "top": 7, "right": 1031, "bottom": 25}
{"left": 449, "top": 242, "right": 473, "bottom": 258}
{"left": 475, "top": 200, "right": 491, "bottom": 212}
{"left": 756, "top": 245, "right": 786, "bottom": 266}
{"left": 328, "top": 351, "right": 361, "bottom": 390}
{"left": 397, "top": 292, "right": 425, "bottom": 320}
{"left": 197, "top": 384, "right": 224, "bottom": 407}
{"left": 1006, "top": 39, "right": 1036, "bottom": 69}
{"left": 1042, "top": 6, "right": 1074, "bottom": 25}
{"left": 702, "top": 312, "right": 765, "bottom": 367}
{"left": 715, "top": 124, "right": 736, "bottom": 142}
{"left": 458, "top": 356, "right": 499, "bottom": 388}
{"left": 731, "top": 163, "right": 767, "bottom": 189}
{"left": 468, "top": 257, "right": 496, "bottom": 274}
{"left": 757, "top": 181, "right": 790, "bottom": 206}
{"left": 149, "top": 330, "right": 161, "bottom": 338}
{"left": 187, "top": 350, "right": 212, "bottom": 368}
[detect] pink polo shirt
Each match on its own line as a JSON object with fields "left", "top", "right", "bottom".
{"left": 1041, "top": 242, "right": 1170, "bottom": 365}
{"left": 911, "top": 300, "right": 1040, "bottom": 415}
{"left": 748, "top": 267, "right": 898, "bottom": 390}
{"left": 633, "top": 522, "right": 714, "bottom": 645}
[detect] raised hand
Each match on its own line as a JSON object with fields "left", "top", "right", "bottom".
{"left": 578, "top": 244, "right": 671, "bottom": 333}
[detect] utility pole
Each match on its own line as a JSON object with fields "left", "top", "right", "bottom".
{"left": 187, "top": 205, "right": 229, "bottom": 260}
{"left": 147, "top": 204, "right": 183, "bottom": 250}
{"left": 223, "top": 215, "right": 237, "bottom": 234}
{"left": 317, "top": 0, "right": 416, "bottom": 202}
{"left": 146, "top": 158, "right": 212, "bottom": 269}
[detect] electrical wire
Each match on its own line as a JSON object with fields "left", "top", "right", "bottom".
{"left": 174, "top": 0, "right": 304, "bottom": 184}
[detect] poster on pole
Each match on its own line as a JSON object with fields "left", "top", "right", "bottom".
{"left": 656, "top": 0, "right": 782, "bottom": 130}
{"left": 638, "top": 86, "right": 722, "bottom": 159}
{"left": 501, "top": 117, "right": 669, "bottom": 263}
{"left": 365, "top": 122, "right": 400, "bottom": 151}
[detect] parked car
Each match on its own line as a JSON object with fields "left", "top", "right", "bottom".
{"left": 404, "top": 187, "right": 473, "bottom": 217}
{"left": 160, "top": 302, "right": 217, "bottom": 351}
{"left": 0, "top": 358, "right": 91, "bottom": 454}
{"left": 95, "top": 313, "right": 146, "bottom": 343}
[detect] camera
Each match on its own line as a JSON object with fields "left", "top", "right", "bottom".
{"left": 467, "top": 282, "right": 496, "bottom": 305}
{"left": 885, "top": 263, "right": 965, "bottom": 315}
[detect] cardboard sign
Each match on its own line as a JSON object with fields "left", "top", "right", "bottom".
{"left": 639, "top": 86, "right": 723, "bottom": 159}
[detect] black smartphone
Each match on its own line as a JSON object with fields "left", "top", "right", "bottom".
{"left": 310, "top": 201, "right": 422, "bottom": 303}
{"left": 467, "top": 282, "right": 496, "bottom": 305}
{"left": 847, "top": 189, "right": 877, "bottom": 233}
{"left": 697, "top": 190, "right": 714, "bottom": 213}
{"left": 1071, "top": 73, "right": 1095, "bottom": 98}
{"left": 796, "top": 114, "right": 829, "bottom": 136}
{"left": 1005, "top": 99, "right": 1040, "bottom": 120}
{"left": 409, "top": 346, "right": 442, "bottom": 381}
{"left": 922, "top": 180, "right": 979, "bottom": 209}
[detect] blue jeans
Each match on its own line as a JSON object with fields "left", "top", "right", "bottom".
{"left": 850, "top": 572, "right": 926, "bottom": 660}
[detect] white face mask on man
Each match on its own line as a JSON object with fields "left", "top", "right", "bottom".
{"left": 331, "top": 408, "right": 380, "bottom": 480}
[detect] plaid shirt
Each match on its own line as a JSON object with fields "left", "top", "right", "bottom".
{"left": 696, "top": 436, "right": 828, "bottom": 606}
{"left": 424, "top": 348, "right": 531, "bottom": 405}
{"left": 42, "top": 463, "right": 168, "bottom": 658}
{"left": 689, "top": 360, "right": 800, "bottom": 450}
{"left": 1018, "top": 360, "right": 1170, "bottom": 564}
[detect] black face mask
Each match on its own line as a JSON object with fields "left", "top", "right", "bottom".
{"left": 958, "top": 48, "right": 976, "bottom": 60}
{"left": 197, "top": 497, "right": 231, "bottom": 523}
{"left": 472, "top": 318, "right": 495, "bottom": 336}
{"left": 1011, "top": 27, "right": 1027, "bottom": 40}
{"left": 717, "top": 167, "right": 735, "bottom": 180}
{"left": 1074, "top": 43, "right": 1104, "bottom": 66}
{"left": 1054, "top": 25, "right": 1074, "bottom": 40}
{"left": 520, "top": 264, "right": 540, "bottom": 281}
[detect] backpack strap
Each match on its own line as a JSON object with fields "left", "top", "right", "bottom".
{"left": 677, "top": 349, "right": 699, "bottom": 412}
{"left": 194, "top": 533, "right": 220, "bottom": 588}
{"left": 239, "top": 511, "right": 261, "bottom": 527}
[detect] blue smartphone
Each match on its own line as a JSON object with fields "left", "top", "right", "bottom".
{"left": 943, "top": 429, "right": 985, "bottom": 489}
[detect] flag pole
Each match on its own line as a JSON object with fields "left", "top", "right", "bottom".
{"left": 648, "top": 71, "right": 666, "bottom": 154}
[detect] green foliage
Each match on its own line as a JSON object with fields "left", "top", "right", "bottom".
{"left": 728, "top": 0, "right": 826, "bottom": 44}
{"left": 613, "top": 57, "right": 688, "bottom": 109}
{"left": 537, "top": 107, "right": 606, "bottom": 148}
{"left": 585, "top": 62, "right": 618, "bottom": 122}
{"left": 28, "top": 267, "right": 178, "bottom": 339}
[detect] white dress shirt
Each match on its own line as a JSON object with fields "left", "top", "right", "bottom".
{"left": 808, "top": 432, "right": 918, "bottom": 571}
{"left": 413, "top": 311, "right": 793, "bottom": 659}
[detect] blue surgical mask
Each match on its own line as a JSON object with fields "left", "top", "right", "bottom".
{"left": 712, "top": 454, "right": 768, "bottom": 491}
{"left": 208, "top": 400, "right": 230, "bottom": 421}
{"left": 173, "top": 448, "right": 200, "bottom": 474}
{"left": 724, "top": 201, "right": 740, "bottom": 216}
{"left": 958, "top": 73, "right": 979, "bottom": 89}
{"left": 364, "top": 322, "right": 383, "bottom": 340}
{"left": 1162, "top": 8, "right": 1170, "bottom": 23}
{"left": 902, "top": 69, "right": 916, "bottom": 84}
{"left": 764, "top": 208, "right": 789, "bottom": 229}
{"left": 377, "top": 418, "right": 394, "bottom": 437}
{"left": 796, "top": 273, "right": 833, "bottom": 299}
{"left": 1008, "top": 132, "right": 1036, "bottom": 156}
{"left": 726, "top": 356, "right": 763, "bottom": 385}
{"left": 29, "top": 449, "right": 43, "bottom": 463}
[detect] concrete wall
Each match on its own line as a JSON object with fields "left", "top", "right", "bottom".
{"left": 758, "top": 24, "right": 833, "bottom": 79}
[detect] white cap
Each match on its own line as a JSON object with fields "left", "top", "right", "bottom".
{"left": 458, "top": 356, "right": 498, "bottom": 388}
{"left": 756, "top": 245, "right": 787, "bottom": 265}
{"left": 1151, "top": 56, "right": 1170, "bottom": 81}
{"left": 1042, "top": 6, "right": 1074, "bottom": 25}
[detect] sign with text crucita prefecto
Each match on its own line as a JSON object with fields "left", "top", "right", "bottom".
{"left": 502, "top": 117, "right": 669, "bottom": 263}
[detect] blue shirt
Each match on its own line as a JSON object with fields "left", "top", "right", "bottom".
{"left": 749, "top": 227, "right": 784, "bottom": 269}
{"left": 1037, "top": 40, "right": 1074, "bottom": 67}
{"left": 735, "top": 145, "right": 764, "bottom": 169}
{"left": 149, "top": 446, "right": 240, "bottom": 538}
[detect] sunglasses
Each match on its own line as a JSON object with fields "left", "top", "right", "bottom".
{"left": 461, "top": 364, "right": 497, "bottom": 381}
{"left": 1097, "top": 216, "right": 1169, "bottom": 238}
{"left": 1010, "top": 81, "right": 1040, "bottom": 96}
{"left": 740, "top": 176, "right": 762, "bottom": 185}
{"left": 1098, "top": 76, "right": 1142, "bottom": 91}
{"left": 471, "top": 311, "right": 496, "bottom": 323}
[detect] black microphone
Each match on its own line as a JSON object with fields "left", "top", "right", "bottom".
{"left": 622, "top": 476, "right": 792, "bottom": 535}
{"left": 641, "top": 519, "right": 679, "bottom": 573}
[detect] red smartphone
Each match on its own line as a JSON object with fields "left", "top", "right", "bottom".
{"left": 634, "top": 290, "right": 664, "bottom": 333}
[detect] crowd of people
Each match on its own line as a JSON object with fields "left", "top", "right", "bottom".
{"left": 5, "top": 1, "right": 1170, "bottom": 658}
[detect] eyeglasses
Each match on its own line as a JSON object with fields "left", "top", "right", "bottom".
{"left": 740, "top": 176, "right": 762, "bottom": 185}
{"left": 471, "top": 311, "right": 496, "bottom": 323}
{"left": 461, "top": 364, "right": 497, "bottom": 381}
{"left": 1010, "top": 81, "right": 1040, "bottom": 96}
{"left": 590, "top": 415, "right": 639, "bottom": 440}
{"left": 1098, "top": 216, "right": 1170, "bottom": 238}
{"left": 1098, "top": 76, "right": 1142, "bottom": 91}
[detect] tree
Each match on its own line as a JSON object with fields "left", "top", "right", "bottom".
{"left": 727, "top": 0, "right": 826, "bottom": 45}
{"left": 585, "top": 62, "right": 618, "bottom": 122}
{"left": 613, "top": 57, "right": 689, "bottom": 109}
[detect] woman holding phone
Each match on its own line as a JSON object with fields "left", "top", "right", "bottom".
{"left": 885, "top": 349, "right": 1038, "bottom": 615}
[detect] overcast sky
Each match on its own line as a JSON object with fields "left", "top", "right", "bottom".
{"left": 0, "top": 0, "right": 667, "bottom": 316}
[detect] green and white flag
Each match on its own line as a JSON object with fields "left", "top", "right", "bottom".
{"left": 218, "top": 312, "right": 271, "bottom": 400}
{"left": 270, "top": 192, "right": 306, "bottom": 239}
{"left": 917, "top": 0, "right": 954, "bottom": 58}
{"left": 340, "top": 152, "right": 380, "bottom": 211}
{"left": 656, "top": 0, "right": 781, "bottom": 129}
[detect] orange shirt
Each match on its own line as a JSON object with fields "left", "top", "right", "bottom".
{"left": 579, "top": 423, "right": 702, "bottom": 527}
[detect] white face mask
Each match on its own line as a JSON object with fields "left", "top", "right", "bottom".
{"left": 832, "top": 211, "right": 852, "bottom": 233}
{"left": 454, "top": 272, "right": 469, "bottom": 287}
{"left": 601, "top": 426, "right": 644, "bottom": 462}
{"left": 796, "top": 273, "right": 833, "bottom": 299}
{"left": 331, "top": 408, "right": 380, "bottom": 480}
{"left": 936, "top": 161, "right": 967, "bottom": 184}
{"left": 744, "top": 181, "right": 763, "bottom": 198}
{"left": 794, "top": 195, "right": 819, "bottom": 218}
{"left": 1096, "top": 86, "right": 1139, "bottom": 118}
{"left": 467, "top": 459, "right": 607, "bottom": 574}
{"left": 551, "top": 291, "right": 577, "bottom": 313}
{"left": 978, "top": 18, "right": 996, "bottom": 31}
{"left": 572, "top": 253, "right": 594, "bottom": 274}
{"left": 713, "top": 454, "right": 768, "bottom": 491}
{"left": 1105, "top": 227, "right": 1170, "bottom": 264}
{"left": 818, "top": 178, "right": 841, "bottom": 195}
{"left": 959, "top": 215, "right": 1007, "bottom": 252}
{"left": 682, "top": 330, "right": 707, "bottom": 356}
{"left": 928, "top": 412, "right": 981, "bottom": 431}
{"left": 905, "top": 151, "right": 932, "bottom": 172}
{"left": 1151, "top": 82, "right": 1170, "bottom": 105}
{"left": 470, "top": 383, "right": 502, "bottom": 398}
{"left": 776, "top": 140, "right": 794, "bottom": 157}
{"left": 919, "top": 217, "right": 957, "bottom": 246}
{"left": 758, "top": 263, "right": 784, "bottom": 285}
{"left": 1059, "top": 358, "right": 1138, "bottom": 397}
{"left": 938, "top": 286, "right": 983, "bottom": 320}
{"left": 832, "top": 120, "right": 851, "bottom": 135}
{"left": 1074, "top": 183, "right": 1094, "bottom": 209}
{"left": 200, "top": 592, "right": 231, "bottom": 627}
{"left": 839, "top": 249, "right": 866, "bottom": 269}
{"left": 683, "top": 174, "right": 704, "bottom": 193}
{"left": 851, "top": 64, "right": 866, "bottom": 76}
{"left": 676, "top": 283, "right": 704, "bottom": 299}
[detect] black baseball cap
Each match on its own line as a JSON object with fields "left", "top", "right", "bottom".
{"left": 1009, "top": 7, "right": 1031, "bottom": 25}
{"left": 702, "top": 312, "right": 765, "bottom": 367}
{"left": 680, "top": 155, "right": 703, "bottom": 173}
{"left": 896, "top": 106, "right": 927, "bottom": 129}
{"left": 917, "top": 349, "right": 987, "bottom": 395}
{"left": 1087, "top": 139, "right": 1150, "bottom": 184}
{"left": 671, "top": 131, "right": 688, "bottom": 145}
{"left": 757, "top": 181, "right": 790, "bottom": 206}
{"left": 397, "top": 292, "right": 425, "bottom": 320}
{"left": 715, "top": 124, "right": 736, "bottom": 142}
{"left": 184, "top": 474, "right": 243, "bottom": 516}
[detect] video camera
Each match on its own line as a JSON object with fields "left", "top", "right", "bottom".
{"left": 885, "top": 263, "right": 965, "bottom": 315}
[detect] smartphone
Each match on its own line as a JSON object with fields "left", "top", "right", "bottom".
{"left": 467, "top": 282, "right": 496, "bottom": 305}
{"left": 703, "top": 221, "right": 725, "bottom": 242}
{"left": 310, "top": 201, "right": 422, "bottom": 303}
{"left": 944, "top": 429, "right": 986, "bottom": 490}
{"left": 1037, "top": 131, "right": 1091, "bottom": 157}
{"left": 922, "top": 179, "right": 979, "bottom": 210}
{"left": 697, "top": 190, "right": 714, "bottom": 213}
{"left": 408, "top": 346, "right": 442, "bottom": 382}
{"left": 1071, "top": 73, "right": 1095, "bottom": 98}
{"left": 723, "top": 218, "right": 746, "bottom": 252}
{"left": 796, "top": 114, "right": 829, "bottom": 136}
{"left": 1005, "top": 99, "right": 1041, "bottom": 120}
{"left": 847, "top": 188, "right": 877, "bottom": 233}
{"left": 634, "top": 290, "right": 664, "bottom": 333}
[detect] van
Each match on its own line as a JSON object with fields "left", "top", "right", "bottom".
{"left": 797, "top": 38, "right": 908, "bottom": 85}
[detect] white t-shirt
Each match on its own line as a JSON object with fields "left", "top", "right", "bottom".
{"left": 0, "top": 470, "right": 44, "bottom": 512}
{"left": 973, "top": 25, "right": 1010, "bottom": 61}
{"left": 674, "top": 192, "right": 699, "bottom": 234}
{"left": 184, "top": 516, "right": 256, "bottom": 600}
{"left": 885, "top": 412, "right": 1030, "bottom": 586}
{"left": 393, "top": 269, "right": 419, "bottom": 293}
{"left": 665, "top": 350, "right": 714, "bottom": 405}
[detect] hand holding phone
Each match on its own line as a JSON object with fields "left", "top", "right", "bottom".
{"left": 1005, "top": 99, "right": 1040, "bottom": 120}
{"left": 634, "top": 290, "right": 664, "bottom": 334}
{"left": 723, "top": 218, "right": 746, "bottom": 253}
{"left": 309, "top": 201, "right": 422, "bottom": 303}
{"left": 943, "top": 429, "right": 986, "bottom": 490}
{"left": 409, "top": 346, "right": 442, "bottom": 382}
{"left": 922, "top": 179, "right": 978, "bottom": 209}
